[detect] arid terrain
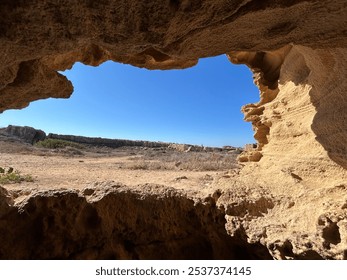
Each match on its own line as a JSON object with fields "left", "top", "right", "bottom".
{"left": 0, "top": 0, "right": 347, "bottom": 260}
{"left": 1, "top": 127, "right": 258, "bottom": 260}
{"left": 0, "top": 127, "right": 240, "bottom": 195}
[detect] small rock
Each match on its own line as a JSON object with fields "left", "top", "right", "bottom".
{"left": 203, "top": 174, "right": 213, "bottom": 181}
{"left": 175, "top": 176, "right": 188, "bottom": 181}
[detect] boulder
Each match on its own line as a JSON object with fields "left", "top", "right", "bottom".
{"left": 4, "top": 125, "right": 46, "bottom": 144}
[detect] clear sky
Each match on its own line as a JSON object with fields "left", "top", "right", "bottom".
{"left": 0, "top": 55, "right": 259, "bottom": 147}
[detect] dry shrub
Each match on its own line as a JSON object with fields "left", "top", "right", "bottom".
{"left": 35, "top": 139, "right": 83, "bottom": 149}
{"left": 125, "top": 151, "right": 238, "bottom": 171}
{"left": 125, "top": 160, "right": 175, "bottom": 170}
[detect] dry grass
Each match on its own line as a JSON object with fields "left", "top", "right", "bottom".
{"left": 125, "top": 160, "right": 171, "bottom": 170}
{"left": 125, "top": 151, "right": 239, "bottom": 171}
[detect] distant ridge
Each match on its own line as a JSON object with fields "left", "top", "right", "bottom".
{"left": 47, "top": 133, "right": 169, "bottom": 149}
{"left": 1, "top": 125, "right": 240, "bottom": 152}
{"left": 47, "top": 133, "right": 237, "bottom": 152}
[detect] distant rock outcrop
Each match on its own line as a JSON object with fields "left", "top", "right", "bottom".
{"left": 2, "top": 125, "right": 46, "bottom": 144}
{"left": 168, "top": 143, "right": 235, "bottom": 153}
{"left": 1, "top": 126, "right": 236, "bottom": 151}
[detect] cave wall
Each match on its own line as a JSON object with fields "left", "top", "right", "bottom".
{"left": 230, "top": 45, "right": 347, "bottom": 181}
{"left": 1, "top": 0, "right": 346, "bottom": 110}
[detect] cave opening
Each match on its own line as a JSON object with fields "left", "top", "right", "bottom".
{"left": 0, "top": 55, "right": 259, "bottom": 148}
{"left": 0, "top": 56, "right": 274, "bottom": 260}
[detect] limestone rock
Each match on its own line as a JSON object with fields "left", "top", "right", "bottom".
{"left": 168, "top": 143, "right": 191, "bottom": 152}
{"left": 0, "top": 185, "right": 271, "bottom": 260}
{"left": 0, "top": 0, "right": 346, "bottom": 112}
{"left": 238, "top": 151, "right": 262, "bottom": 162}
{"left": 2, "top": 125, "right": 46, "bottom": 144}
{"left": 0, "top": 187, "right": 14, "bottom": 218}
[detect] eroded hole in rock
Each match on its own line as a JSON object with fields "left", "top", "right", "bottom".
{"left": 0, "top": 55, "right": 268, "bottom": 260}
{"left": 318, "top": 216, "right": 342, "bottom": 249}
{"left": 322, "top": 222, "right": 341, "bottom": 248}
{"left": 0, "top": 55, "right": 259, "bottom": 149}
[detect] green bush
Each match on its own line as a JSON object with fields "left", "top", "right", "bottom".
{"left": 0, "top": 167, "right": 34, "bottom": 184}
{"left": 35, "top": 138, "right": 83, "bottom": 149}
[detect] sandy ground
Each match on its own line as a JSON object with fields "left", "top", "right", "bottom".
{"left": 0, "top": 140, "right": 239, "bottom": 198}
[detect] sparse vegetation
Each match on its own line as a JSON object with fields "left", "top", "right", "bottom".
{"left": 125, "top": 160, "right": 167, "bottom": 170}
{"left": 0, "top": 166, "right": 34, "bottom": 184}
{"left": 35, "top": 138, "right": 83, "bottom": 149}
{"left": 126, "top": 151, "right": 239, "bottom": 171}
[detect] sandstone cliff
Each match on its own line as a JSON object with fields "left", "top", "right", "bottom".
{"left": 0, "top": 0, "right": 347, "bottom": 259}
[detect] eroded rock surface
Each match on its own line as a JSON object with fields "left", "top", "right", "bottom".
{"left": 1, "top": 0, "right": 346, "bottom": 111}
{"left": 0, "top": 0, "right": 347, "bottom": 259}
{"left": 0, "top": 125, "right": 46, "bottom": 144}
{"left": 0, "top": 185, "right": 271, "bottom": 260}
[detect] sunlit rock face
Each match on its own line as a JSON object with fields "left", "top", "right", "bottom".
{"left": 0, "top": 0, "right": 347, "bottom": 259}
{"left": 230, "top": 45, "right": 347, "bottom": 177}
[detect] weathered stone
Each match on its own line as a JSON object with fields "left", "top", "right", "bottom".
{"left": 0, "top": 185, "right": 272, "bottom": 260}
{"left": 3, "top": 125, "right": 46, "bottom": 144}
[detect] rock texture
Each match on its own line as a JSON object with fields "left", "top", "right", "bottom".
{"left": 167, "top": 143, "right": 229, "bottom": 153}
{"left": 0, "top": 0, "right": 346, "bottom": 111}
{"left": 1, "top": 125, "right": 46, "bottom": 144}
{"left": 230, "top": 45, "right": 347, "bottom": 169}
{"left": 0, "top": 185, "right": 271, "bottom": 260}
{"left": 0, "top": 0, "right": 347, "bottom": 259}
{"left": 232, "top": 45, "right": 347, "bottom": 179}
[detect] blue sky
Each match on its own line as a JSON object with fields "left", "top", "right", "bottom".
{"left": 0, "top": 55, "right": 259, "bottom": 147}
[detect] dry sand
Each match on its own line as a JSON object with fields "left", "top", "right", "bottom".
{"left": 0, "top": 141, "right": 239, "bottom": 198}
